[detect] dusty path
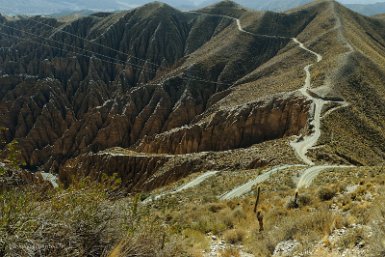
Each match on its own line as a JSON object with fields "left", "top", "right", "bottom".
{"left": 220, "top": 165, "right": 304, "bottom": 200}
{"left": 332, "top": 2, "right": 355, "bottom": 54}
{"left": 40, "top": 172, "right": 59, "bottom": 188}
{"left": 296, "top": 165, "right": 352, "bottom": 189}
{"left": 291, "top": 31, "right": 354, "bottom": 188}
{"left": 174, "top": 170, "right": 220, "bottom": 193}
{"left": 220, "top": 23, "right": 353, "bottom": 195}
{"left": 290, "top": 36, "right": 350, "bottom": 167}
{"left": 292, "top": 38, "right": 323, "bottom": 62}
{"left": 188, "top": 11, "right": 289, "bottom": 39}
{"left": 143, "top": 170, "right": 220, "bottom": 203}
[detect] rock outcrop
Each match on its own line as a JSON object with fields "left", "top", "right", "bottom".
{"left": 59, "top": 147, "right": 270, "bottom": 192}
{"left": 136, "top": 93, "right": 310, "bottom": 154}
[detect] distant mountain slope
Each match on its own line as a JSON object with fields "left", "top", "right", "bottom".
{"left": 1, "top": 0, "right": 385, "bottom": 16}
{"left": 346, "top": 2, "right": 385, "bottom": 16}
{"left": 199, "top": 0, "right": 312, "bottom": 11}
{"left": 198, "top": 0, "right": 385, "bottom": 15}
{"left": 0, "top": 0, "right": 197, "bottom": 15}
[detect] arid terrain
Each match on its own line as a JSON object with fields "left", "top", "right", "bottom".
{"left": 1, "top": 0, "right": 385, "bottom": 256}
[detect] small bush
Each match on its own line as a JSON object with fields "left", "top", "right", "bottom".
{"left": 286, "top": 194, "right": 312, "bottom": 209}
{"left": 318, "top": 187, "right": 337, "bottom": 201}
{"left": 298, "top": 194, "right": 312, "bottom": 206}
{"left": 369, "top": 198, "right": 385, "bottom": 256}
{"left": 220, "top": 212, "right": 235, "bottom": 229}
{"left": 223, "top": 229, "right": 246, "bottom": 244}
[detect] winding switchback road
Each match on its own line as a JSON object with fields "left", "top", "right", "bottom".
{"left": 291, "top": 32, "right": 356, "bottom": 189}
{"left": 290, "top": 38, "right": 325, "bottom": 166}
{"left": 220, "top": 25, "right": 353, "bottom": 198}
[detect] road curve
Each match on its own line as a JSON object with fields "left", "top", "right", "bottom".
{"left": 296, "top": 165, "right": 353, "bottom": 189}
{"left": 143, "top": 170, "right": 220, "bottom": 203}
{"left": 292, "top": 38, "right": 323, "bottom": 62}
{"left": 174, "top": 170, "right": 220, "bottom": 193}
{"left": 188, "top": 11, "right": 289, "bottom": 39}
{"left": 220, "top": 165, "right": 304, "bottom": 200}
{"left": 40, "top": 172, "right": 59, "bottom": 188}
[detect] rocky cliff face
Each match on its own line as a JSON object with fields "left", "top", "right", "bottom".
{"left": 59, "top": 147, "right": 272, "bottom": 192}
{"left": 136, "top": 93, "right": 310, "bottom": 154}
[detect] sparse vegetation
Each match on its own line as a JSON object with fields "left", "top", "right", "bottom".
{"left": 220, "top": 246, "right": 241, "bottom": 257}
{"left": 0, "top": 176, "right": 183, "bottom": 257}
{"left": 223, "top": 229, "right": 246, "bottom": 244}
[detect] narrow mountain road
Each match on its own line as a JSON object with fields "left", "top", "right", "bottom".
{"left": 322, "top": 101, "right": 350, "bottom": 119}
{"left": 290, "top": 38, "right": 325, "bottom": 165}
{"left": 188, "top": 11, "right": 289, "bottom": 39}
{"left": 220, "top": 165, "right": 304, "bottom": 200}
{"left": 292, "top": 38, "right": 323, "bottom": 62}
{"left": 40, "top": 172, "right": 59, "bottom": 188}
{"left": 174, "top": 170, "right": 220, "bottom": 193}
{"left": 296, "top": 165, "right": 353, "bottom": 189}
{"left": 332, "top": 1, "right": 355, "bottom": 54}
{"left": 290, "top": 35, "right": 355, "bottom": 189}
{"left": 143, "top": 170, "right": 220, "bottom": 203}
{"left": 290, "top": 37, "right": 350, "bottom": 167}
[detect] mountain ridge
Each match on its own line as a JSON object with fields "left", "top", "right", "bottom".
{"left": 1, "top": 0, "right": 385, "bottom": 16}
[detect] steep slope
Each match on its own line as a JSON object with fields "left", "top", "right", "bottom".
{"left": 1, "top": 0, "right": 385, "bottom": 191}
{"left": 0, "top": 2, "right": 237, "bottom": 171}
{"left": 313, "top": 1, "right": 385, "bottom": 165}
{"left": 0, "top": 1, "right": 304, "bottom": 179}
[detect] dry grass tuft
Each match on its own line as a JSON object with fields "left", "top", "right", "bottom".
{"left": 220, "top": 246, "right": 241, "bottom": 257}
{"left": 223, "top": 229, "right": 246, "bottom": 244}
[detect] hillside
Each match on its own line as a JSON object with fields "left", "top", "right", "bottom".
{"left": 2, "top": 0, "right": 385, "bottom": 256}
{"left": 0, "top": 0, "right": 385, "bottom": 187}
